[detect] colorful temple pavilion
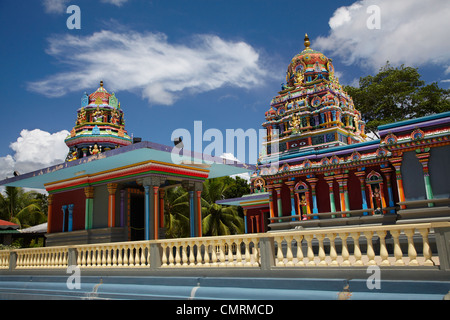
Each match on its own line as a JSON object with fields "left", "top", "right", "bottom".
{"left": 0, "top": 82, "right": 255, "bottom": 246}
{"left": 218, "top": 35, "right": 450, "bottom": 233}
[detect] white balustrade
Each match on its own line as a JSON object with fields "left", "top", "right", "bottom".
{"left": 1, "top": 222, "right": 446, "bottom": 271}
{"left": 76, "top": 241, "right": 149, "bottom": 268}
{"left": 159, "top": 234, "right": 260, "bottom": 268}
{"left": 15, "top": 247, "right": 68, "bottom": 269}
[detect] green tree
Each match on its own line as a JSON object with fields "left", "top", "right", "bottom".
{"left": 344, "top": 62, "right": 450, "bottom": 138}
{"left": 164, "top": 186, "right": 190, "bottom": 239}
{"left": 201, "top": 179, "right": 245, "bottom": 236}
{"left": 0, "top": 187, "right": 47, "bottom": 228}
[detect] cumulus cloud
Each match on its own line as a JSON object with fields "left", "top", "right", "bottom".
{"left": 315, "top": 0, "right": 450, "bottom": 71}
{"left": 42, "top": 0, "right": 70, "bottom": 14}
{"left": 0, "top": 129, "right": 69, "bottom": 180}
{"left": 27, "top": 30, "right": 268, "bottom": 106}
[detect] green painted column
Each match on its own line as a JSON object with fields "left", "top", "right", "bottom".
{"left": 326, "top": 179, "right": 336, "bottom": 218}
{"left": 276, "top": 188, "right": 283, "bottom": 219}
{"left": 416, "top": 152, "right": 434, "bottom": 207}
{"left": 84, "top": 186, "right": 94, "bottom": 230}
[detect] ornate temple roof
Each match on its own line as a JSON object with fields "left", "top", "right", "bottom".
{"left": 64, "top": 81, "right": 133, "bottom": 161}
{"left": 260, "top": 34, "right": 366, "bottom": 161}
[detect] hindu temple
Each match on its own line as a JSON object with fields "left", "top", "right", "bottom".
{"left": 218, "top": 34, "right": 450, "bottom": 234}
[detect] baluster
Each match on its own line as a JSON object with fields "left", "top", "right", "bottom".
{"left": 197, "top": 242, "right": 204, "bottom": 267}
{"left": 218, "top": 242, "right": 226, "bottom": 267}
{"left": 351, "top": 232, "right": 363, "bottom": 266}
{"left": 174, "top": 243, "right": 181, "bottom": 267}
{"left": 117, "top": 245, "right": 123, "bottom": 267}
{"left": 363, "top": 231, "right": 376, "bottom": 266}
{"left": 81, "top": 248, "right": 87, "bottom": 267}
{"left": 295, "top": 235, "right": 305, "bottom": 266}
{"left": 316, "top": 234, "right": 327, "bottom": 266}
{"left": 180, "top": 243, "right": 188, "bottom": 267}
{"left": 232, "top": 240, "right": 240, "bottom": 267}
{"left": 419, "top": 228, "right": 434, "bottom": 266}
{"left": 390, "top": 230, "right": 405, "bottom": 266}
{"left": 305, "top": 234, "right": 315, "bottom": 266}
{"left": 188, "top": 244, "right": 196, "bottom": 267}
{"left": 140, "top": 244, "right": 146, "bottom": 266}
{"left": 160, "top": 243, "right": 167, "bottom": 267}
{"left": 204, "top": 241, "right": 211, "bottom": 267}
{"left": 210, "top": 241, "right": 218, "bottom": 267}
{"left": 286, "top": 236, "right": 295, "bottom": 266}
{"left": 327, "top": 234, "right": 338, "bottom": 266}
{"left": 134, "top": 244, "right": 140, "bottom": 266}
{"left": 243, "top": 239, "right": 252, "bottom": 267}
{"left": 404, "top": 229, "right": 418, "bottom": 266}
{"left": 340, "top": 233, "right": 350, "bottom": 266}
{"left": 377, "top": 231, "right": 390, "bottom": 266}
{"left": 275, "top": 236, "right": 285, "bottom": 266}
{"left": 252, "top": 238, "right": 260, "bottom": 267}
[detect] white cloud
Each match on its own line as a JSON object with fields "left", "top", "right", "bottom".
{"left": 27, "top": 30, "right": 269, "bottom": 106}
{"left": 315, "top": 0, "right": 450, "bottom": 72}
{"left": 42, "top": 0, "right": 69, "bottom": 14}
{"left": 100, "top": 0, "right": 130, "bottom": 6}
{"left": 0, "top": 129, "right": 69, "bottom": 180}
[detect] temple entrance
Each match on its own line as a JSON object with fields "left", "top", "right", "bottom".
{"left": 128, "top": 189, "right": 145, "bottom": 241}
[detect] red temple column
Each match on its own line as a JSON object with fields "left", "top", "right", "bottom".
{"left": 389, "top": 153, "right": 406, "bottom": 209}
{"left": 107, "top": 183, "right": 118, "bottom": 228}
{"left": 47, "top": 194, "right": 54, "bottom": 233}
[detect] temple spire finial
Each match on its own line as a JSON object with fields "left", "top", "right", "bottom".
{"left": 304, "top": 33, "right": 310, "bottom": 50}
{"left": 100, "top": 80, "right": 104, "bottom": 87}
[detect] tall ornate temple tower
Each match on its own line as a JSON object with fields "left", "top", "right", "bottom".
{"left": 64, "top": 81, "right": 133, "bottom": 161}
{"left": 262, "top": 34, "right": 366, "bottom": 158}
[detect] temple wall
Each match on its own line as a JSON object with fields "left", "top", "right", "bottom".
{"left": 50, "top": 189, "right": 86, "bottom": 233}
{"left": 429, "top": 145, "right": 450, "bottom": 199}
{"left": 401, "top": 150, "right": 427, "bottom": 201}
{"left": 93, "top": 185, "right": 108, "bottom": 228}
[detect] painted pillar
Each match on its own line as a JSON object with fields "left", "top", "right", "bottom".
{"left": 274, "top": 184, "right": 283, "bottom": 222}
{"left": 159, "top": 189, "right": 165, "bottom": 228}
{"left": 354, "top": 171, "right": 369, "bottom": 215}
{"left": 416, "top": 152, "right": 434, "bottom": 207}
{"left": 381, "top": 167, "right": 395, "bottom": 213}
{"left": 285, "top": 181, "right": 296, "bottom": 221}
{"left": 189, "top": 190, "right": 195, "bottom": 237}
{"left": 389, "top": 154, "right": 406, "bottom": 209}
{"left": 144, "top": 185, "right": 150, "bottom": 240}
{"left": 306, "top": 178, "right": 319, "bottom": 214}
{"left": 61, "top": 205, "right": 67, "bottom": 232}
{"left": 47, "top": 194, "right": 54, "bottom": 233}
{"left": 107, "top": 183, "right": 118, "bottom": 228}
{"left": 196, "top": 190, "right": 202, "bottom": 237}
{"left": 68, "top": 204, "right": 74, "bottom": 232}
{"left": 255, "top": 214, "right": 260, "bottom": 233}
{"left": 243, "top": 209, "right": 248, "bottom": 234}
{"left": 153, "top": 186, "right": 159, "bottom": 240}
{"left": 84, "top": 186, "right": 94, "bottom": 230}
{"left": 325, "top": 177, "right": 336, "bottom": 218}
{"left": 120, "top": 189, "right": 125, "bottom": 227}
{"left": 267, "top": 186, "right": 275, "bottom": 218}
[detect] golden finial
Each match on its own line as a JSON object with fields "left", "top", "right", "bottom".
{"left": 304, "top": 33, "right": 310, "bottom": 49}
{"left": 100, "top": 80, "right": 104, "bottom": 87}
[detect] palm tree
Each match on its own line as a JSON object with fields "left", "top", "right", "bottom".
{"left": 201, "top": 179, "right": 244, "bottom": 236}
{"left": 163, "top": 186, "right": 190, "bottom": 238}
{"left": 0, "top": 186, "right": 47, "bottom": 229}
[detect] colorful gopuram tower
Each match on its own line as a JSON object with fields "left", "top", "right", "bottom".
{"left": 64, "top": 81, "right": 133, "bottom": 161}
{"left": 262, "top": 34, "right": 366, "bottom": 158}
{"left": 219, "top": 34, "right": 449, "bottom": 234}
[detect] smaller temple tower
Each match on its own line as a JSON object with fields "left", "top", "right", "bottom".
{"left": 64, "top": 81, "right": 133, "bottom": 161}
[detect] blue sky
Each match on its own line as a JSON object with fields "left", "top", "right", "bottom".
{"left": 0, "top": 0, "right": 449, "bottom": 179}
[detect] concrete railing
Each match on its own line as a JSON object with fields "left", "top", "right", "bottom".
{"left": 1, "top": 222, "right": 449, "bottom": 272}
